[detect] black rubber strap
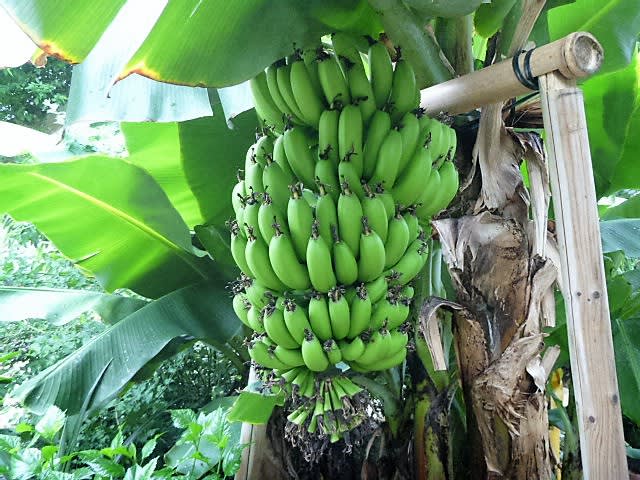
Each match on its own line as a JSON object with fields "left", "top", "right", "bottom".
{"left": 524, "top": 48, "right": 539, "bottom": 90}
{"left": 512, "top": 49, "right": 539, "bottom": 91}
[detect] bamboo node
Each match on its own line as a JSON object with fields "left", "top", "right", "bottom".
{"left": 561, "top": 32, "right": 603, "bottom": 79}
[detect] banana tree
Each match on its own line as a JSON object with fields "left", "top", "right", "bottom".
{"left": 1, "top": 0, "right": 640, "bottom": 478}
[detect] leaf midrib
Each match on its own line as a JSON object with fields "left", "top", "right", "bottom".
{"left": 29, "top": 172, "right": 208, "bottom": 279}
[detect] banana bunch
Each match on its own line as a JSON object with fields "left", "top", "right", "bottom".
{"left": 234, "top": 33, "right": 459, "bottom": 443}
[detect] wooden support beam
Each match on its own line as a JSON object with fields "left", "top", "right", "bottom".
{"left": 539, "top": 71, "right": 627, "bottom": 479}
{"left": 419, "top": 32, "right": 602, "bottom": 116}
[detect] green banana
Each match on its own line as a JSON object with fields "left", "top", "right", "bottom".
{"left": 401, "top": 285, "right": 415, "bottom": 299}
{"left": 364, "top": 279, "right": 385, "bottom": 308}
{"left": 387, "top": 299, "right": 411, "bottom": 329}
{"left": 264, "top": 304, "right": 300, "bottom": 349}
{"left": 249, "top": 71, "right": 285, "bottom": 133}
{"left": 315, "top": 182, "right": 338, "bottom": 248}
{"left": 276, "top": 61, "right": 307, "bottom": 123}
{"left": 244, "top": 157, "right": 264, "bottom": 194}
{"left": 392, "top": 146, "right": 433, "bottom": 207}
{"left": 368, "top": 42, "right": 393, "bottom": 109}
{"left": 230, "top": 221, "right": 251, "bottom": 276}
{"left": 253, "top": 135, "right": 274, "bottom": 166}
{"left": 328, "top": 287, "right": 350, "bottom": 340}
{"left": 375, "top": 184, "right": 396, "bottom": 220}
{"left": 308, "top": 291, "right": 333, "bottom": 341}
{"left": 388, "top": 56, "right": 417, "bottom": 122}
{"left": 361, "top": 184, "right": 388, "bottom": 242}
{"left": 317, "top": 50, "right": 351, "bottom": 108}
{"left": 397, "top": 111, "right": 421, "bottom": 173}
{"left": 419, "top": 160, "right": 459, "bottom": 218}
{"left": 348, "top": 283, "right": 372, "bottom": 338}
{"left": 307, "top": 220, "right": 338, "bottom": 293}
{"left": 245, "top": 226, "right": 286, "bottom": 291}
{"left": 324, "top": 339, "right": 343, "bottom": 365}
{"left": 337, "top": 180, "right": 363, "bottom": 257}
{"left": 266, "top": 62, "right": 297, "bottom": 121}
{"left": 416, "top": 113, "right": 436, "bottom": 150}
{"left": 302, "top": 47, "right": 323, "bottom": 96}
{"left": 384, "top": 210, "right": 411, "bottom": 268}
{"left": 232, "top": 294, "right": 252, "bottom": 329}
{"left": 274, "top": 345, "right": 306, "bottom": 368}
{"left": 370, "top": 128, "right": 403, "bottom": 189}
{"left": 315, "top": 158, "right": 340, "bottom": 202}
{"left": 338, "top": 336, "right": 366, "bottom": 361}
{"left": 301, "top": 329, "right": 330, "bottom": 372}
{"left": 370, "top": 296, "right": 394, "bottom": 330}
{"left": 287, "top": 183, "right": 314, "bottom": 261}
{"left": 331, "top": 31, "right": 363, "bottom": 65}
{"left": 269, "top": 222, "right": 311, "bottom": 291}
{"left": 414, "top": 169, "right": 441, "bottom": 220}
{"left": 283, "top": 299, "right": 313, "bottom": 344}
{"left": 249, "top": 339, "right": 288, "bottom": 369}
{"left": 403, "top": 207, "right": 420, "bottom": 243}
{"left": 344, "top": 58, "right": 376, "bottom": 125}
{"left": 243, "top": 279, "right": 273, "bottom": 310}
{"left": 338, "top": 104, "right": 364, "bottom": 176}
{"left": 358, "top": 217, "right": 386, "bottom": 282}
{"left": 257, "top": 192, "right": 288, "bottom": 245}
{"left": 352, "top": 330, "right": 386, "bottom": 365}
{"left": 338, "top": 154, "right": 365, "bottom": 200}
{"left": 290, "top": 56, "right": 325, "bottom": 128}
{"left": 344, "top": 285, "right": 357, "bottom": 304}
{"left": 246, "top": 304, "right": 265, "bottom": 333}
{"left": 241, "top": 193, "right": 261, "bottom": 239}
{"left": 362, "top": 110, "right": 391, "bottom": 180}
{"left": 388, "top": 238, "right": 429, "bottom": 285}
{"left": 445, "top": 124, "right": 457, "bottom": 161}
{"left": 272, "top": 134, "right": 295, "bottom": 179}
{"left": 232, "top": 175, "right": 246, "bottom": 222}
{"left": 318, "top": 108, "right": 340, "bottom": 167}
{"left": 331, "top": 226, "right": 358, "bottom": 286}
{"left": 283, "top": 126, "right": 316, "bottom": 187}
{"left": 474, "top": 0, "right": 518, "bottom": 38}
{"left": 356, "top": 343, "right": 407, "bottom": 371}
{"left": 262, "top": 157, "right": 293, "bottom": 212}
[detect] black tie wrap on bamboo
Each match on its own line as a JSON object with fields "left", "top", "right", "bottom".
{"left": 512, "top": 49, "right": 539, "bottom": 90}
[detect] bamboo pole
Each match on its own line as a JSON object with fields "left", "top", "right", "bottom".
{"left": 419, "top": 31, "right": 602, "bottom": 116}
{"left": 539, "top": 71, "right": 627, "bottom": 479}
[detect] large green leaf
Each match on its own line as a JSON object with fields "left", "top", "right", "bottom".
{"left": 121, "top": 122, "right": 204, "bottom": 228}
{"left": 0, "top": 1, "right": 126, "bottom": 63}
{"left": 0, "top": 157, "right": 211, "bottom": 298}
{"left": 548, "top": 0, "right": 640, "bottom": 73}
{"left": 601, "top": 219, "right": 640, "bottom": 257}
{"left": 180, "top": 100, "right": 257, "bottom": 226}
{"left": 14, "top": 282, "right": 241, "bottom": 415}
{"left": 0, "top": 287, "right": 147, "bottom": 325}
{"left": 122, "top": 0, "right": 379, "bottom": 87}
{"left": 613, "top": 316, "right": 640, "bottom": 425}
{"left": 582, "top": 53, "right": 639, "bottom": 195}
{"left": 2, "top": 0, "right": 380, "bottom": 87}
{"left": 602, "top": 194, "right": 640, "bottom": 219}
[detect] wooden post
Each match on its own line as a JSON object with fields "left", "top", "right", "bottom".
{"left": 539, "top": 71, "right": 627, "bottom": 479}
{"left": 234, "top": 368, "right": 279, "bottom": 480}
